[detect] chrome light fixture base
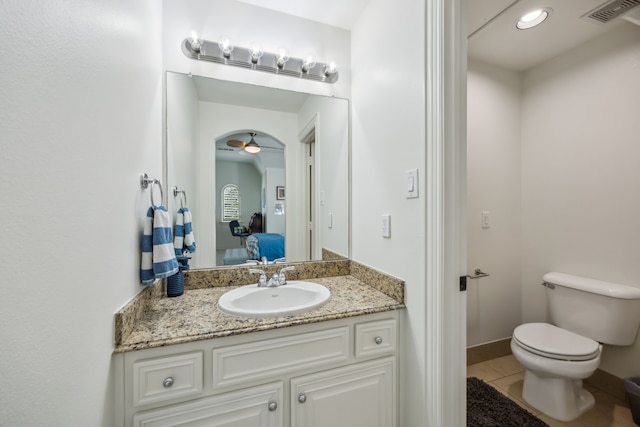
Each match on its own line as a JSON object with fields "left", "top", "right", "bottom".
{"left": 181, "top": 38, "right": 338, "bottom": 84}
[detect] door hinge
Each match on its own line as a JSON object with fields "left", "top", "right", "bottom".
{"left": 459, "top": 275, "right": 467, "bottom": 292}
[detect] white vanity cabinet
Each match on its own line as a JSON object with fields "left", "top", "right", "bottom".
{"left": 115, "top": 311, "right": 399, "bottom": 427}
{"left": 291, "top": 357, "right": 395, "bottom": 427}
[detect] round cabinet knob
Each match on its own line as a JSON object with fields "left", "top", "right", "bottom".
{"left": 375, "top": 336, "right": 383, "bottom": 345}
{"left": 162, "top": 377, "right": 174, "bottom": 388}
{"left": 268, "top": 401, "right": 278, "bottom": 412}
{"left": 298, "top": 393, "right": 307, "bottom": 404}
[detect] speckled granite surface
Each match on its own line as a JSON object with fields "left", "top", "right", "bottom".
{"left": 321, "top": 248, "right": 348, "bottom": 261}
{"left": 183, "top": 259, "right": 351, "bottom": 290}
{"left": 114, "top": 260, "right": 404, "bottom": 353}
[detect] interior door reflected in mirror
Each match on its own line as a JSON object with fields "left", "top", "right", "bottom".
{"left": 165, "top": 72, "right": 349, "bottom": 269}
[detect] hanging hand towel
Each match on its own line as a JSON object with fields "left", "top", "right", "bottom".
{"left": 174, "top": 207, "right": 196, "bottom": 256}
{"left": 141, "top": 206, "right": 179, "bottom": 285}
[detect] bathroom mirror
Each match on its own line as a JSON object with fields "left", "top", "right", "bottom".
{"left": 166, "top": 71, "right": 349, "bottom": 269}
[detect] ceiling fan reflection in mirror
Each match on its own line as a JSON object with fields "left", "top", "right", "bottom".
{"left": 227, "top": 132, "right": 283, "bottom": 154}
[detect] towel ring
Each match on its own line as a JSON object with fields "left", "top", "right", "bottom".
{"left": 150, "top": 180, "right": 163, "bottom": 207}
{"left": 140, "top": 173, "right": 164, "bottom": 207}
{"left": 173, "top": 186, "right": 187, "bottom": 208}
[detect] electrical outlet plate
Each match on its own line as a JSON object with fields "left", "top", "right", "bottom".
{"left": 381, "top": 215, "right": 391, "bottom": 238}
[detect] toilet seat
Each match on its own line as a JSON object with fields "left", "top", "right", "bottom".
{"left": 513, "top": 323, "right": 600, "bottom": 361}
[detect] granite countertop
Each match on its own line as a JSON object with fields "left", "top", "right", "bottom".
{"left": 114, "top": 260, "right": 405, "bottom": 353}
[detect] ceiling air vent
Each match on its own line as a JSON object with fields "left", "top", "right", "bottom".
{"left": 582, "top": 0, "right": 640, "bottom": 24}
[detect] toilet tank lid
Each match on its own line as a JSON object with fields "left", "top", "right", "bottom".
{"left": 544, "top": 272, "right": 640, "bottom": 299}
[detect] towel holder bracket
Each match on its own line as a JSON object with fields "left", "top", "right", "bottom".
{"left": 140, "top": 173, "right": 152, "bottom": 189}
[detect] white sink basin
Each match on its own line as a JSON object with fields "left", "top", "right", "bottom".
{"left": 217, "top": 281, "right": 331, "bottom": 318}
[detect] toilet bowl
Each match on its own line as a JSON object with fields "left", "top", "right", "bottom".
{"left": 511, "top": 272, "right": 640, "bottom": 422}
{"left": 510, "top": 323, "right": 602, "bottom": 421}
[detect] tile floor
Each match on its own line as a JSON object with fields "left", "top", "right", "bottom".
{"left": 467, "top": 355, "right": 637, "bottom": 427}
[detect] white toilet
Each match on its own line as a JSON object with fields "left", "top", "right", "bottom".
{"left": 511, "top": 272, "right": 640, "bottom": 422}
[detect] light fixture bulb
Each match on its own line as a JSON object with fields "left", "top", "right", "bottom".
{"left": 324, "top": 61, "right": 338, "bottom": 76}
{"left": 301, "top": 54, "right": 317, "bottom": 73}
{"left": 276, "top": 48, "right": 289, "bottom": 69}
{"left": 188, "top": 31, "right": 203, "bottom": 53}
{"left": 218, "top": 36, "right": 234, "bottom": 58}
{"left": 516, "top": 8, "right": 550, "bottom": 30}
{"left": 248, "top": 43, "right": 263, "bottom": 64}
{"left": 244, "top": 142, "right": 261, "bottom": 154}
{"left": 244, "top": 134, "right": 261, "bottom": 154}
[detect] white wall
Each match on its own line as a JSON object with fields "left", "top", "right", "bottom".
{"left": 0, "top": 1, "right": 162, "bottom": 425}
{"left": 467, "top": 60, "right": 523, "bottom": 347}
{"left": 264, "top": 167, "right": 286, "bottom": 234}
{"left": 298, "top": 95, "right": 350, "bottom": 258}
{"left": 162, "top": 0, "right": 351, "bottom": 99}
{"left": 351, "top": 0, "right": 427, "bottom": 425}
{"left": 521, "top": 24, "right": 640, "bottom": 378}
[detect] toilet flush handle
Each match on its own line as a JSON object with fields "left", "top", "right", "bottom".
{"left": 541, "top": 281, "right": 555, "bottom": 289}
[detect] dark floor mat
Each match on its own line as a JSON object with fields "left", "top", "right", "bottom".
{"left": 467, "top": 377, "right": 549, "bottom": 427}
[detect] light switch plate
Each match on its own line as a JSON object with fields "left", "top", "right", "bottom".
{"left": 482, "top": 211, "right": 490, "bottom": 229}
{"left": 406, "top": 168, "right": 418, "bottom": 198}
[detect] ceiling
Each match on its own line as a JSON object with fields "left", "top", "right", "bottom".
{"left": 467, "top": 0, "right": 637, "bottom": 72}
{"left": 237, "top": 0, "right": 639, "bottom": 72}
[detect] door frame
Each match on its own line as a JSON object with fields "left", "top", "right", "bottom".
{"left": 298, "top": 114, "right": 320, "bottom": 261}
{"left": 424, "top": 0, "right": 467, "bottom": 425}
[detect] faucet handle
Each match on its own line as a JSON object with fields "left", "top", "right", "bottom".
{"left": 278, "top": 266, "right": 295, "bottom": 286}
{"left": 249, "top": 268, "right": 267, "bottom": 287}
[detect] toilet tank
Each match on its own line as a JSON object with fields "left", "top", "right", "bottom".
{"left": 544, "top": 272, "right": 640, "bottom": 345}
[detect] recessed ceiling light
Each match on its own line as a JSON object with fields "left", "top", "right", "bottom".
{"left": 516, "top": 8, "right": 551, "bottom": 30}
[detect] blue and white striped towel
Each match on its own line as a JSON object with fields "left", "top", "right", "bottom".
{"left": 141, "top": 206, "right": 180, "bottom": 286}
{"left": 174, "top": 207, "right": 196, "bottom": 256}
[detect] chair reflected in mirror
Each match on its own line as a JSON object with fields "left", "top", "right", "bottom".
{"left": 248, "top": 212, "right": 263, "bottom": 234}
{"left": 229, "top": 220, "right": 250, "bottom": 245}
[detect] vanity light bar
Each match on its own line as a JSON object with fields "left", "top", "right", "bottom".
{"left": 181, "top": 38, "right": 339, "bottom": 84}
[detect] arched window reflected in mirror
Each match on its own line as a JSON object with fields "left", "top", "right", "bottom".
{"left": 222, "top": 184, "right": 240, "bottom": 222}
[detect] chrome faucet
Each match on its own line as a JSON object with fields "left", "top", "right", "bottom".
{"left": 267, "top": 273, "right": 281, "bottom": 287}
{"left": 277, "top": 266, "right": 295, "bottom": 286}
{"left": 249, "top": 268, "right": 267, "bottom": 287}
{"left": 251, "top": 266, "right": 295, "bottom": 287}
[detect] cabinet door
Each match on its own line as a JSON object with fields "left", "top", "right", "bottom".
{"left": 133, "top": 382, "right": 283, "bottom": 427}
{"left": 291, "top": 358, "right": 395, "bottom": 427}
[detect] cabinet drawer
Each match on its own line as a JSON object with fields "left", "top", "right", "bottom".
{"left": 355, "top": 318, "right": 397, "bottom": 358}
{"left": 132, "top": 351, "right": 203, "bottom": 407}
{"left": 133, "top": 382, "right": 283, "bottom": 427}
{"left": 213, "top": 326, "right": 350, "bottom": 389}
